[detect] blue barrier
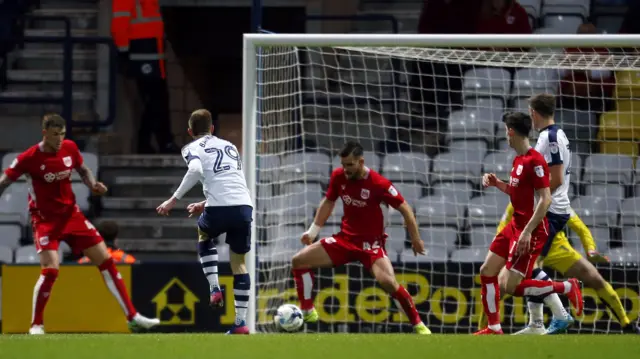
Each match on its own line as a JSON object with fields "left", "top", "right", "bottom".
{"left": 0, "top": 15, "right": 117, "bottom": 133}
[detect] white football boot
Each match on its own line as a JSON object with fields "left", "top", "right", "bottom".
{"left": 28, "top": 325, "right": 46, "bottom": 335}
{"left": 128, "top": 313, "right": 160, "bottom": 332}
{"left": 513, "top": 321, "right": 546, "bottom": 335}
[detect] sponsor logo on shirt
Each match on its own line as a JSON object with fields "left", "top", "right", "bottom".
{"left": 341, "top": 195, "right": 367, "bottom": 208}
{"left": 44, "top": 169, "right": 72, "bottom": 183}
{"left": 534, "top": 165, "right": 545, "bottom": 177}
{"left": 9, "top": 158, "right": 17, "bottom": 169}
{"left": 516, "top": 165, "right": 523, "bottom": 175}
{"left": 388, "top": 185, "right": 398, "bottom": 197}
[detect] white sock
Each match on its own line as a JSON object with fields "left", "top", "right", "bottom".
{"left": 544, "top": 293, "right": 570, "bottom": 319}
{"left": 488, "top": 323, "right": 502, "bottom": 332}
{"left": 528, "top": 302, "right": 544, "bottom": 324}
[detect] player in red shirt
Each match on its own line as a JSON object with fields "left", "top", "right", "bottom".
{"left": 0, "top": 114, "right": 159, "bottom": 334}
{"left": 290, "top": 141, "right": 430, "bottom": 334}
{"left": 475, "top": 112, "right": 584, "bottom": 335}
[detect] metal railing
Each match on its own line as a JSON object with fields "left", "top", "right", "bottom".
{"left": 0, "top": 15, "right": 117, "bottom": 133}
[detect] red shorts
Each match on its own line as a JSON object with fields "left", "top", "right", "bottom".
{"left": 489, "top": 219, "right": 549, "bottom": 278}
{"left": 319, "top": 232, "right": 388, "bottom": 270}
{"left": 32, "top": 207, "right": 103, "bottom": 254}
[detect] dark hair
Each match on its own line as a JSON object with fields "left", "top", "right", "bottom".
{"left": 188, "top": 109, "right": 213, "bottom": 135}
{"left": 42, "top": 113, "right": 66, "bottom": 130}
{"left": 97, "top": 220, "right": 119, "bottom": 246}
{"left": 339, "top": 141, "right": 364, "bottom": 158}
{"left": 502, "top": 112, "right": 532, "bottom": 137}
{"left": 528, "top": 93, "right": 556, "bottom": 118}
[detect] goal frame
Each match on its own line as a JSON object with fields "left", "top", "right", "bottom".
{"left": 241, "top": 33, "right": 640, "bottom": 334}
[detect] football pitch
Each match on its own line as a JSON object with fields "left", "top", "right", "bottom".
{"left": 1, "top": 334, "right": 639, "bottom": 359}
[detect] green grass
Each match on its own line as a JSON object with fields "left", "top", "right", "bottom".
{"left": 1, "top": 333, "right": 639, "bottom": 359}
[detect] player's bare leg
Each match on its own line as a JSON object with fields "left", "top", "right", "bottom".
{"left": 565, "top": 257, "right": 639, "bottom": 334}
{"left": 370, "top": 257, "right": 430, "bottom": 334}
{"left": 291, "top": 241, "right": 334, "bottom": 323}
{"left": 225, "top": 251, "right": 251, "bottom": 335}
{"left": 83, "top": 241, "right": 160, "bottom": 331}
{"left": 29, "top": 250, "right": 60, "bottom": 335}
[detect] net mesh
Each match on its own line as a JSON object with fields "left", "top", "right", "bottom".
{"left": 252, "top": 43, "right": 640, "bottom": 334}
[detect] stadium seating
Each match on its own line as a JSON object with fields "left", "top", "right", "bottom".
{"left": 386, "top": 226, "right": 407, "bottom": 254}
{"left": 382, "top": 153, "right": 429, "bottom": 184}
{"left": 608, "top": 247, "right": 640, "bottom": 264}
{"left": 519, "top": 0, "right": 542, "bottom": 24}
{"left": 399, "top": 246, "right": 448, "bottom": 262}
{"left": 571, "top": 195, "right": 620, "bottom": 227}
{"left": 281, "top": 152, "right": 332, "bottom": 184}
{"left": 482, "top": 152, "right": 516, "bottom": 181}
{"left": 542, "top": 15, "right": 583, "bottom": 33}
{"left": 430, "top": 182, "right": 473, "bottom": 204}
{"left": 414, "top": 196, "right": 465, "bottom": 228}
{"left": 14, "top": 245, "right": 38, "bottom": 263}
{"left": 0, "top": 245, "right": 13, "bottom": 263}
{"left": 620, "top": 197, "right": 640, "bottom": 227}
{"left": 583, "top": 154, "right": 634, "bottom": 184}
{"left": 430, "top": 150, "right": 485, "bottom": 185}
{"left": 258, "top": 155, "right": 280, "bottom": 183}
{"left": 597, "top": 111, "right": 640, "bottom": 157}
{"left": 470, "top": 226, "right": 498, "bottom": 249}
{"left": 614, "top": 71, "right": 640, "bottom": 99}
{"left": 584, "top": 183, "right": 625, "bottom": 199}
{"left": 541, "top": 0, "right": 591, "bottom": 19}
{"left": 513, "top": 68, "right": 559, "bottom": 97}
{"left": 467, "top": 195, "right": 510, "bottom": 227}
{"left": 393, "top": 182, "right": 425, "bottom": 201}
{"left": 447, "top": 109, "right": 498, "bottom": 141}
{"left": 0, "top": 223, "right": 21, "bottom": 248}
{"left": 588, "top": 227, "right": 613, "bottom": 252}
{"left": 450, "top": 248, "right": 487, "bottom": 263}
{"left": 421, "top": 226, "right": 458, "bottom": 253}
{"left": 463, "top": 68, "right": 512, "bottom": 108}
{"left": 622, "top": 227, "right": 640, "bottom": 248}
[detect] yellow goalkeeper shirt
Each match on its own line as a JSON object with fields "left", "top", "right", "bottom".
{"left": 496, "top": 203, "right": 597, "bottom": 253}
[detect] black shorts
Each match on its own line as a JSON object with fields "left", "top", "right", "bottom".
{"left": 541, "top": 211, "right": 571, "bottom": 257}
{"left": 197, "top": 205, "right": 253, "bottom": 254}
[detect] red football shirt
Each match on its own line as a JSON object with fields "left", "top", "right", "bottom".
{"left": 508, "top": 148, "right": 550, "bottom": 231}
{"left": 4, "top": 140, "right": 84, "bottom": 219}
{"left": 476, "top": 2, "right": 531, "bottom": 34}
{"left": 325, "top": 167, "right": 405, "bottom": 238}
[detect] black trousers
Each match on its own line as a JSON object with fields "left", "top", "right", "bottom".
{"left": 134, "top": 75, "right": 174, "bottom": 152}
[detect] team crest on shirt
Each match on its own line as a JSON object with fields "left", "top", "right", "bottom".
{"left": 361, "top": 189, "right": 370, "bottom": 199}
{"left": 535, "top": 165, "right": 545, "bottom": 177}
{"left": 516, "top": 165, "right": 523, "bottom": 175}
{"left": 39, "top": 236, "right": 49, "bottom": 246}
{"left": 341, "top": 185, "right": 346, "bottom": 191}
{"left": 63, "top": 156, "right": 72, "bottom": 167}
{"left": 549, "top": 142, "right": 559, "bottom": 154}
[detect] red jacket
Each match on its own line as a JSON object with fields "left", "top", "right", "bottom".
{"left": 418, "top": 0, "right": 481, "bottom": 34}
{"left": 476, "top": 1, "right": 531, "bottom": 34}
{"left": 559, "top": 48, "right": 614, "bottom": 99}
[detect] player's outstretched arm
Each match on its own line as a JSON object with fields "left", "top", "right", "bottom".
{"left": 76, "top": 163, "right": 107, "bottom": 195}
{"left": 0, "top": 174, "right": 14, "bottom": 197}
{"left": 157, "top": 158, "right": 203, "bottom": 216}
{"left": 301, "top": 198, "right": 335, "bottom": 245}
{"left": 482, "top": 173, "right": 509, "bottom": 194}
{"left": 517, "top": 187, "right": 551, "bottom": 255}
{"left": 396, "top": 201, "right": 425, "bottom": 255}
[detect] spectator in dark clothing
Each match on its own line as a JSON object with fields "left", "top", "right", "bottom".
{"left": 619, "top": 0, "right": 640, "bottom": 34}
{"left": 476, "top": 0, "right": 532, "bottom": 35}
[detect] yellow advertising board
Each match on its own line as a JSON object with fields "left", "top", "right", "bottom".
{"left": 1, "top": 264, "right": 132, "bottom": 333}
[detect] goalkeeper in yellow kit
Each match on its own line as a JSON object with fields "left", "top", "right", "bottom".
{"left": 478, "top": 203, "right": 640, "bottom": 334}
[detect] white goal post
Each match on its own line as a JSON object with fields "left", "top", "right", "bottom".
{"left": 242, "top": 34, "right": 640, "bottom": 334}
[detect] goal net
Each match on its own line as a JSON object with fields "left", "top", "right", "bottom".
{"left": 245, "top": 34, "right": 640, "bottom": 334}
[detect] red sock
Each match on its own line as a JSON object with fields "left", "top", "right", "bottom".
{"left": 480, "top": 275, "right": 500, "bottom": 326}
{"left": 513, "top": 279, "right": 566, "bottom": 297}
{"left": 391, "top": 285, "right": 422, "bottom": 326}
{"left": 31, "top": 268, "right": 59, "bottom": 326}
{"left": 99, "top": 257, "right": 137, "bottom": 321}
{"left": 293, "top": 269, "right": 315, "bottom": 311}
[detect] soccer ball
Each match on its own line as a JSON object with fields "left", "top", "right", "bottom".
{"left": 274, "top": 304, "right": 304, "bottom": 332}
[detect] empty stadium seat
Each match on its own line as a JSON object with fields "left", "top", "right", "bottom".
{"left": 463, "top": 97, "right": 504, "bottom": 112}
{"left": 414, "top": 196, "right": 465, "bottom": 228}
{"left": 0, "top": 182, "right": 29, "bottom": 225}
{"left": 541, "top": 0, "right": 590, "bottom": 19}
{"left": 468, "top": 195, "right": 510, "bottom": 227}
{"left": 393, "top": 182, "right": 425, "bottom": 201}
{"left": 266, "top": 224, "right": 305, "bottom": 244}
{"left": 264, "top": 192, "right": 315, "bottom": 225}
{"left": 543, "top": 15, "right": 583, "bottom": 33}
{"left": 0, "top": 223, "right": 21, "bottom": 248}
{"left": 510, "top": 98, "right": 529, "bottom": 113}
{"left": 447, "top": 110, "right": 498, "bottom": 140}
{"left": 72, "top": 183, "right": 91, "bottom": 212}
{"left": 15, "top": 245, "right": 38, "bottom": 263}
{"left": 431, "top": 182, "right": 473, "bottom": 204}
{"left": 282, "top": 183, "right": 324, "bottom": 203}
{"left": 430, "top": 150, "right": 485, "bottom": 185}
{"left": 332, "top": 151, "right": 381, "bottom": 172}
{"left": 449, "top": 140, "right": 489, "bottom": 154}
{"left": 281, "top": 152, "right": 331, "bottom": 184}
{"left": 257, "top": 184, "right": 273, "bottom": 213}
{"left": 450, "top": 248, "right": 486, "bottom": 263}
{"left": 597, "top": 111, "right": 640, "bottom": 157}
{"left": 463, "top": 68, "right": 512, "bottom": 107}
{"left": 615, "top": 100, "right": 640, "bottom": 113}
{"left": 421, "top": 226, "right": 458, "bottom": 253}
{"left": 399, "top": 247, "right": 448, "bottom": 262}
{"left": 0, "top": 245, "right": 12, "bottom": 263}
{"left": 584, "top": 184, "right": 625, "bottom": 200}
{"left": 608, "top": 247, "right": 640, "bottom": 264}
{"left": 571, "top": 196, "right": 620, "bottom": 227}
{"left": 258, "top": 155, "right": 281, "bottom": 183}
{"left": 622, "top": 227, "right": 640, "bottom": 248}
{"left": 583, "top": 154, "right": 634, "bottom": 184}
{"left": 595, "top": 15, "right": 625, "bottom": 33}
{"left": 470, "top": 226, "right": 498, "bottom": 248}
{"left": 556, "top": 109, "right": 597, "bottom": 142}
{"left": 615, "top": 71, "right": 640, "bottom": 99}
{"left": 620, "top": 197, "right": 640, "bottom": 227}
{"left": 382, "top": 152, "right": 429, "bottom": 184}
{"left": 386, "top": 226, "right": 407, "bottom": 253}
{"left": 512, "top": 68, "right": 559, "bottom": 97}
{"left": 483, "top": 152, "right": 516, "bottom": 181}
{"left": 519, "top": 0, "right": 542, "bottom": 22}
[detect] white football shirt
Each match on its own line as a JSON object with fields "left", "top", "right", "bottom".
{"left": 181, "top": 135, "right": 253, "bottom": 208}
{"left": 535, "top": 124, "right": 571, "bottom": 215}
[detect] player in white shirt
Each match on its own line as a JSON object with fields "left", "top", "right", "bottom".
{"left": 156, "top": 109, "right": 253, "bottom": 335}
{"left": 515, "top": 94, "right": 574, "bottom": 335}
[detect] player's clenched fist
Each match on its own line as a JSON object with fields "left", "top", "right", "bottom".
{"left": 482, "top": 173, "right": 498, "bottom": 188}
{"left": 186, "top": 201, "right": 205, "bottom": 217}
{"left": 300, "top": 232, "right": 314, "bottom": 246}
{"left": 91, "top": 182, "right": 108, "bottom": 195}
